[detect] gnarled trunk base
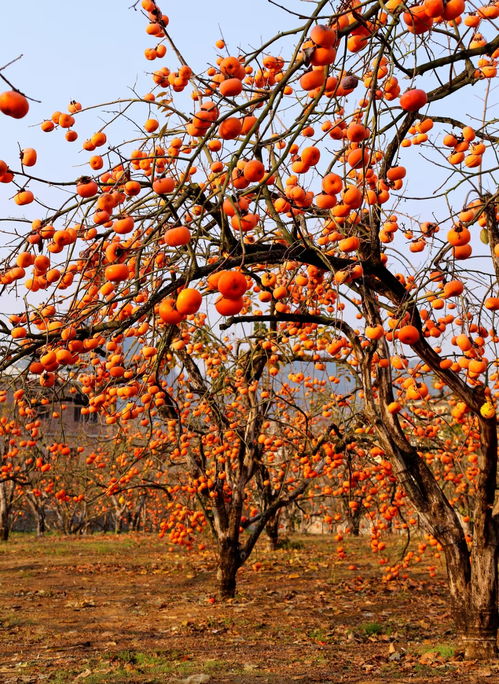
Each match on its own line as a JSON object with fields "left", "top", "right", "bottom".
{"left": 447, "top": 542, "right": 499, "bottom": 660}
{"left": 217, "top": 539, "right": 240, "bottom": 599}
{"left": 458, "top": 607, "right": 498, "bottom": 659}
{"left": 462, "top": 631, "right": 497, "bottom": 660}
{"left": 265, "top": 515, "right": 280, "bottom": 551}
{"left": 36, "top": 511, "right": 46, "bottom": 537}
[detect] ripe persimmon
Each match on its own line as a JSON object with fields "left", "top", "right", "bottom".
{"left": 400, "top": 89, "right": 428, "bottom": 111}
{"left": 89, "top": 155, "right": 104, "bottom": 170}
{"left": 387, "top": 166, "right": 406, "bottom": 181}
{"left": 453, "top": 244, "right": 472, "bottom": 259}
{"left": 76, "top": 178, "right": 98, "bottom": 198}
{"left": 218, "top": 117, "right": 242, "bottom": 140}
{"left": 241, "top": 115, "right": 258, "bottom": 135}
{"left": 310, "top": 46, "right": 336, "bottom": 66}
{"left": 114, "top": 216, "right": 135, "bottom": 235}
{"left": 243, "top": 160, "right": 265, "bottom": 182}
{"left": 398, "top": 325, "right": 420, "bottom": 344}
{"left": 105, "top": 264, "right": 129, "bottom": 282}
{"left": 220, "top": 56, "right": 245, "bottom": 78}
{"left": 338, "top": 236, "right": 360, "bottom": 252}
{"left": 21, "top": 148, "right": 37, "bottom": 167}
{"left": 40, "top": 120, "right": 54, "bottom": 132}
{"left": 310, "top": 24, "right": 337, "bottom": 48}
{"left": 14, "top": 190, "right": 34, "bottom": 205}
{"left": 11, "top": 326, "right": 27, "bottom": 339}
{"left": 91, "top": 131, "right": 107, "bottom": 147}
{"left": 39, "top": 372, "right": 56, "bottom": 387}
{"left": 152, "top": 176, "right": 175, "bottom": 194}
{"left": 58, "top": 113, "right": 75, "bottom": 128}
{"left": 0, "top": 91, "right": 29, "bottom": 118}
{"left": 16, "top": 252, "right": 35, "bottom": 268}
{"left": 158, "top": 299, "right": 185, "bottom": 324}
{"left": 423, "top": 0, "right": 444, "bottom": 17}
{"left": 347, "top": 148, "right": 370, "bottom": 168}
{"left": 342, "top": 185, "right": 363, "bottom": 208}
{"left": 144, "top": 118, "right": 159, "bottom": 133}
{"left": 68, "top": 100, "right": 82, "bottom": 113}
{"left": 215, "top": 296, "right": 244, "bottom": 315}
{"left": 403, "top": 6, "right": 433, "bottom": 33}
{"left": 300, "top": 69, "right": 325, "bottom": 91}
{"left": 230, "top": 213, "right": 259, "bottom": 231}
{"left": 301, "top": 146, "right": 320, "bottom": 166}
{"left": 176, "top": 288, "right": 202, "bottom": 314}
{"left": 447, "top": 226, "right": 470, "bottom": 246}
{"left": 442, "top": 0, "right": 465, "bottom": 20}
{"left": 314, "top": 193, "right": 337, "bottom": 209}
{"left": 217, "top": 271, "right": 248, "bottom": 299}
{"left": 346, "top": 123, "right": 370, "bottom": 142}
{"left": 322, "top": 173, "right": 343, "bottom": 194}
{"left": 165, "top": 226, "right": 191, "bottom": 246}
{"left": 219, "top": 78, "right": 243, "bottom": 97}
{"left": 443, "top": 280, "right": 464, "bottom": 297}
{"left": 365, "top": 325, "right": 384, "bottom": 340}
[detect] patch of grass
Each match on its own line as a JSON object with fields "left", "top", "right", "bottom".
{"left": 83, "top": 539, "right": 137, "bottom": 555}
{"left": 206, "top": 615, "right": 233, "bottom": 629}
{"left": 49, "top": 671, "right": 73, "bottom": 683}
{"left": 112, "top": 648, "right": 188, "bottom": 666}
{"left": 52, "top": 657, "right": 198, "bottom": 683}
{"left": 360, "top": 621, "right": 384, "bottom": 636}
{"left": 277, "top": 537, "right": 304, "bottom": 550}
{"left": 307, "top": 628, "right": 330, "bottom": 641}
{"left": 379, "top": 662, "right": 406, "bottom": 679}
{"left": 44, "top": 649, "right": 227, "bottom": 684}
{"left": 414, "top": 663, "right": 442, "bottom": 677}
{"left": 419, "top": 643, "right": 455, "bottom": 658}
{"left": 83, "top": 669, "right": 130, "bottom": 684}
{"left": 45, "top": 539, "right": 137, "bottom": 557}
{"left": 111, "top": 650, "right": 221, "bottom": 678}
{"left": 3, "top": 615, "right": 35, "bottom": 628}
{"left": 113, "top": 649, "right": 146, "bottom": 665}
{"left": 204, "top": 659, "right": 230, "bottom": 672}
{"left": 117, "top": 653, "right": 228, "bottom": 677}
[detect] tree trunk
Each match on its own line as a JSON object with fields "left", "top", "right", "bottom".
{"left": 217, "top": 539, "right": 240, "bottom": 599}
{"left": 0, "top": 518, "right": 9, "bottom": 541}
{"left": 265, "top": 513, "right": 280, "bottom": 550}
{"left": 132, "top": 511, "right": 140, "bottom": 531}
{"left": 114, "top": 512, "right": 123, "bottom": 534}
{"left": 0, "top": 484, "right": 10, "bottom": 541}
{"left": 348, "top": 510, "right": 361, "bottom": 536}
{"left": 445, "top": 540, "right": 498, "bottom": 659}
{"left": 36, "top": 508, "right": 46, "bottom": 536}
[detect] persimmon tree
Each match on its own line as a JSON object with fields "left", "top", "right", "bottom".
{"left": 1, "top": 0, "right": 499, "bottom": 658}
{"left": 70, "top": 317, "right": 353, "bottom": 596}
{"left": 163, "top": 322, "right": 360, "bottom": 596}
{"left": 0, "top": 397, "right": 51, "bottom": 539}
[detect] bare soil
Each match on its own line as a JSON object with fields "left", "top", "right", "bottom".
{"left": 0, "top": 533, "right": 497, "bottom": 683}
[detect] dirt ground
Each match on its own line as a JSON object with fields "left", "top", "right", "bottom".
{"left": 0, "top": 533, "right": 498, "bottom": 683}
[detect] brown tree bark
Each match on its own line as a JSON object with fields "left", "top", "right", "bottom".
{"left": 217, "top": 537, "right": 241, "bottom": 599}
{"left": 265, "top": 513, "right": 280, "bottom": 550}
{"left": 445, "top": 541, "right": 498, "bottom": 659}
{"left": 0, "top": 482, "right": 12, "bottom": 542}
